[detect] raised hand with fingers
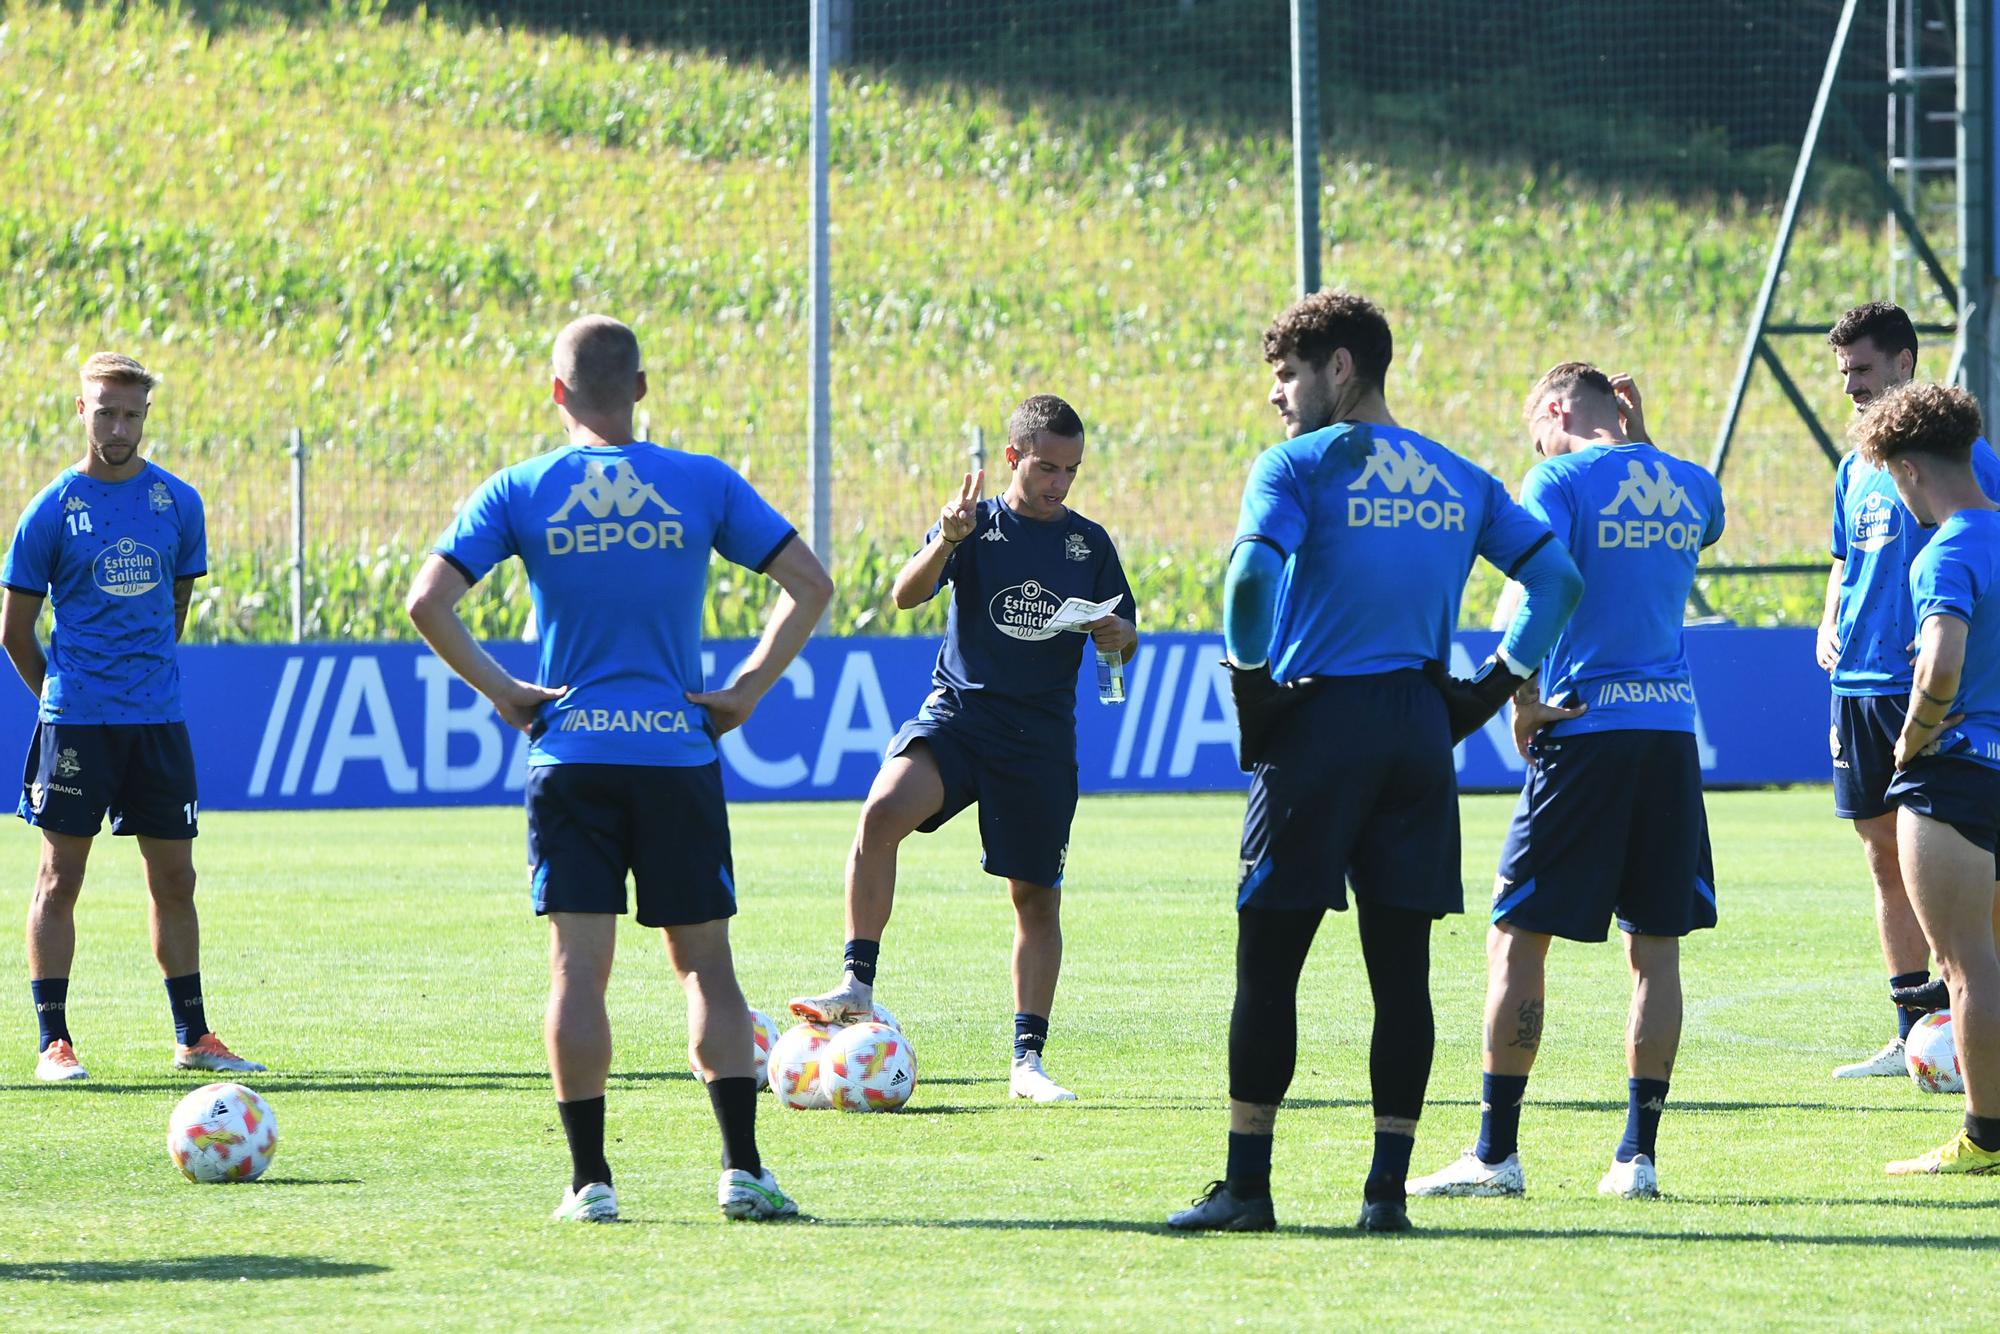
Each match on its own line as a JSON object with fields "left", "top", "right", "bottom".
{"left": 1609, "top": 372, "right": 1649, "bottom": 443}
{"left": 941, "top": 469, "right": 984, "bottom": 544}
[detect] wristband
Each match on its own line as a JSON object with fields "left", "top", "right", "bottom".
{"left": 941, "top": 534, "right": 962, "bottom": 546}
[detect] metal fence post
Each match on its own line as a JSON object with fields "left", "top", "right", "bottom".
{"left": 969, "top": 425, "right": 985, "bottom": 482}
{"left": 288, "top": 426, "right": 305, "bottom": 644}
{"left": 1290, "top": 0, "right": 1322, "bottom": 296}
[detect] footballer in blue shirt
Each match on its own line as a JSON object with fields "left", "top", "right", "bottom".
{"left": 789, "top": 395, "right": 1138, "bottom": 1104}
{"left": 1166, "top": 292, "right": 1581, "bottom": 1235}
{"left": 408, "top": 316, "right": 832, "bottom": 1223}
{"left": 1, "top": 353, "right": 263, "bottom": 1084}
{"left": 1817, "top": 303, "right": 2000, "bottom": 1078}
{"left": 1848, "top": 381, "right": 2000, "bottom": 1175}
{"left": 1409, "top": 364, "right": 1722, "bottom": 1204}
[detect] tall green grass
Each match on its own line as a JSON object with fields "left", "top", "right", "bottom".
{"left": 0, "top": 1, "right": 1884, "bottom": 635}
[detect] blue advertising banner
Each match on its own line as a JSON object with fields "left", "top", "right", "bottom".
{"left": 0, "top": 628, "right": 1830, "bottom": 811}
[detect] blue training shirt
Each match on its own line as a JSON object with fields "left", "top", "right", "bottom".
{"left": 1832, "top": 438, "right": 2000, "bottom": 695}
{"left": 912, "top": 495, "right": 1135, "bottom": 750}
{"left": 1521, "top": 442, "right": 1725, "bottom": 735}
{"left": 1, "top": 462, "right": 206, "bottom": 725}
{"left": 435, "top": 443, "right": 796, "bottom": 767}
{"left": 1233, "top": 422, "right": 1553, "bottom": 681}
{"left": 1908, "top": 507, "right": 2000, "bottom": 772}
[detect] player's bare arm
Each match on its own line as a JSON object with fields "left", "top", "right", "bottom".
{"left": 0, "top": 587, "right": 46, "bottom": 699}
{"left": 685, "top": 535, "right": 833, "bottom": 735}
{"left": 891, "top": 469, "right": 983, "bottom": 609}
{"left": 405, "top": 554, "right": 566, "bottom": 733}
{"left": 1894, "top": 613, "right": 1967, "bottom": 770}
{"left": 1508, "top": 673, "right": 1586, "bottom": 761}
{"left": 1816, "top": 559, "right": 1844, "bottom": 672}
{"left": 1608, "top": 372, "right": 1649, "bottom": 443}
{"left": 172, "top": 576, "right": 196, "bottom": 641}
{"left": 1083, "top": 613, "right": 1138, "bottom": 662}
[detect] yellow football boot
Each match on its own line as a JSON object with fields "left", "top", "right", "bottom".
{"left": 1886, "top": 1130, "right": 2000, "bottom": 1176}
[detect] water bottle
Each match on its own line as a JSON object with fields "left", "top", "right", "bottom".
{"left": 1095, "top": 648, "right": 1127, "bottom": 704}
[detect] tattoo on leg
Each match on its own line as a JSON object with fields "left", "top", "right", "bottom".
{"left": 1509, "top": 999, "right": 1543, "bottom": 1051}
{"left": 1243, "top": 1103, "right": 1278, "bottom": 1133}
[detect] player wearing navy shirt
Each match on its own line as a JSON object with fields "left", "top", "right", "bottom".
{"left": 1, "top": 354, "right": 263, "bottom": 1084}
{"left": 789, "top": 395, "right": 1137, "bottom": 1104}
{"left": 409, "top": 316, "right": 831, "bottom": 1223}
{"left": 1817, "top": 304, "right": 2000, "bottom": 1078}
{"left": 1844, "top": 382, "right": 2000, "bottom": 1175}
{"left": 1167, "top": 292, "right": 1581, "bottom": 1235}
{"left": 1410, "top": 365, "right": 1722, "bottom": 1204}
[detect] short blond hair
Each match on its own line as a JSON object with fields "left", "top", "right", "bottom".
{"left": 551, "top": 316, "right": 641, "bottom": 413}
{"left": 80, "top": 352, "right": 158, "bottom": 392}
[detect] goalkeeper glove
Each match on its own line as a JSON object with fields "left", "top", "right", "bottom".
{"left": 1422, "top": 656, "right": 1530, "bottom": 744}
{"left": 1225, "top": 660, "right": 1295, "bottom": 773}
{"left": 1891, "top": 977, "right": 1950, "bottom": 1014}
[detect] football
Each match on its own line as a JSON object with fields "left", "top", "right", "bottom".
{"left": 690, "top": 1006, "right": 780, "bottom": 1090}
{"left": 168, "top": 1082, "right": 278, "bottom": 1183}
{"left": 823, "top": 1020, "right": 917, "bottom": 1113}
{"left": 870, "top": 1001, "right": 902, "bottom": 1032}
{"left": 768, "top": 1020, "right": 839, "bottom": 1110}
{"left": 1906, "top": 1012, "right": 1964, "bottom": 1094}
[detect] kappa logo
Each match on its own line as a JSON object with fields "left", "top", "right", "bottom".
{"left": 1065, "top": 532, "right": 1091, "bottom": 561}
{"left": 544, "top": 460, "right": 684, "bottom": 555}
{"left": 981, "top": 524, "right": 1007, "bottom": 542}
{"left": 1598, "top": 460, "right": 1705, "bottom": 550}
{"left": 148, "top": 481, "right": 174, "bottom": 512}
{"left": 1852, "top": 490, "right": 1902, "bottom": 553}
{"left": 63, "top": 496, "right": 89, "bottom": 513}
{"left": 1347, "top": 439, "right": 1466, "bottom": 530}
{"left": 54, "top": 748, "right": 81, "bottom": 778}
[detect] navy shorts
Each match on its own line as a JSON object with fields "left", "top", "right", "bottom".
{"left": 1493, "top": 729, "right": 1716, "bottom": 942}
{"left": 525, "top": 761, "right": 736, "bottom": 928}
{"left": 1832, "top": 693, "right": 1906, "bottom": 820}
{"left": 1237, "top": 669, "right": 1460, "bottom": 916}
{"left": 887, "top": 713, "right": 1076, "bottom": 888}
{"left": 18, "top": 721, "right": 199, "bottom": 840}
{"left": 1885, "top": 756, "right": 2000, "bottom": 877}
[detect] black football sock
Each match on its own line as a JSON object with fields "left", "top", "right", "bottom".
{"left": 164, "top": 972, "right": 207, "bottom": 1047}
{"left": 1966, "top": 1112, "right": 2000, "bottom": 1153}
{"left": 556, "top": 1096, "right": 611, "bottom": 1191}
{"left": 1891, "top": 971, "right": 1930, "bottom": 1041}
{"left": 1616, "top": 1078, "right": 1670, "bottom": 1163}
{"left": 1476, "top": 1073, "right": 1529, "bottom": 1163}
{"left": 707, "top": 1076, "right": 762, "bottom": 1178}
{"left": 1013, "top": 1013, "right": 1049, "bottom": 1062}
{"left": 1226, "top": 1131, "right": 1273, "bottom": 1200}
{"left": 30, "top": 978, "right": 70, "bottom": 1050}
{"left": 843, "top": 939, "right": 879, "bottom": 988}
{"left": 1367, "top": 1133, "right": 1415, "bottom": 1200}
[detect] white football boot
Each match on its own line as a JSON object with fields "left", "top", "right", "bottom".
{"left": 1832, "top": 1038, "right": 1907, "bottom": 1078}
{"left": 1598, "top": 1154, "right": 1660, "bottom": 1200}
{"left": 788, "top": 975, "right": 873, "bottom": 1026}
{"left": 34, "top": 1039, "right": 88, "bottom": 1082}
{"left": 720, "top": 1168, "right": 799, "bottom": 1220}
{"left": 1407, "top": 1149, "right": 1526, "bottom": 1197}
{"left": 1009, "top": 1051, "right": 1077, "bottom": 1102}
{"left": 551, "top": 1182, "right": 619, "bottom": 1222}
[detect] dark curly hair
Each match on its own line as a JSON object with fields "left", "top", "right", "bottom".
{"left": 1262, "top": 290, "right": 1393, "bottom": 387}
{"left": 1828, "top": 301, "right": 1918, "bottom": 363}
{"left": 1850, "top": 381, "right": 1982, "bottom": 467}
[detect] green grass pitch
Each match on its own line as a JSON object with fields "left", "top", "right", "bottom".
{"left": 2, "top": 790, "right": 1996, "bottom": 1329}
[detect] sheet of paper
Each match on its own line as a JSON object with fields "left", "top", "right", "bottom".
{"left": 1046, "top": 595, "right": 1124, "bottom": 633}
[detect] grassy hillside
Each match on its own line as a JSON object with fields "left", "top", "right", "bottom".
{"left": 0, "top": 1, "right": 1897, "bottom": 637}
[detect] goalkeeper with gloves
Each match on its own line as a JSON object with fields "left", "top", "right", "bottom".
{"left": 1166, "top": 291, "right": 1580, "bottom": 1237}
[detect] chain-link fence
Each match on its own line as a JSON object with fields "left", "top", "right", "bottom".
{"left": 0, "top": 1, "right": 1917, "bottom": 637}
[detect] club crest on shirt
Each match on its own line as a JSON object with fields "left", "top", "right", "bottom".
{"left": 1065, "top": 533, "right": 1091, "bottom": 562}
{"left": 989, "top": 579, "right": 1065, "bottom": 641}
{"left": 92, "top": 537, "right": 163, "bottom": 598}
{"left": 54, "top": 748, "right": 81, "bottom": 778}
{"left": 1851, "top": 491, "right": 1902, "bottom": 553}
{"left": 148, "top": 481, "right": 174, "bottom": 512}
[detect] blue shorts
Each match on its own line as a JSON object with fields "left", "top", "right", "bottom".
{"left": 1832, "top": 693, "right": 1906, "bottom": 820}
{"left": 1885, "top": 756, "right": 2000, "bottom": 876}
{"left": 525, "top": 761, "right": 735, "bottom": 928}
{"left": 19, "top": 721, "right": 199, "bottom": 840}
{"left": 1237, "top": 669, "right": 1460, "bottom": 916}
{"left": 887, "top": 713, "right": 1076, "bottom": 888}
{"left": 1493, "top": 729, "right": 1716, "bottom": 942}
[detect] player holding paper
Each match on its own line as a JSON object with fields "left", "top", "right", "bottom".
{"left": 1844, "top": 382, "right": 2000, "bottom": 1176}
{"left": 1408, "top": 364, "right": 1723, "bottom": 1203}
{"left": 790, "top": 395, "right": 1137, "bottom": 1102}
{"left": 1167, "top": 291, "right": 1581, "bottom": 1234}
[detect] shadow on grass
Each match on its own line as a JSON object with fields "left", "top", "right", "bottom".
{"left": 0, "top": 1255, "right": 387, "bottom": 1282}
{"left": 251, "top": 1177, "right": 365, "bottom": 1187}
{"left": 796, "top": 1216, "right": 2000, "bottom": 1248}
